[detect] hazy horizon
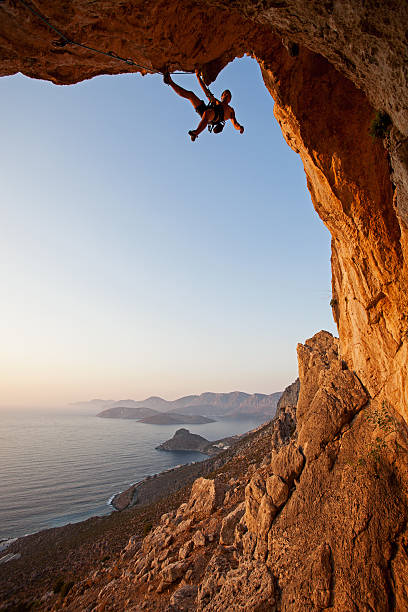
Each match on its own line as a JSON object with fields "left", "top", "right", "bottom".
{"left": 1, "top": 57, "right": 336, "bottom": 409}
{"left": 0, "top": 387, "right": 285, "bottom": 411}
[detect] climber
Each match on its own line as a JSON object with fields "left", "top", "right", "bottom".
{"left": 163, "top": 70, "right": 244, "bottom": 141}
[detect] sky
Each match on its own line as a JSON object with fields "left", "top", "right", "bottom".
{"left": 0, "top": 56, "right": 337, "bottom": 408}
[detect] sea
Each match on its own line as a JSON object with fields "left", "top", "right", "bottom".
{"left": 0, "top": 410, "right": 264, "bottom": 543}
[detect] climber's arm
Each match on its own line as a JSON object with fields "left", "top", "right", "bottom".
{"left": 230, "top": 109, "right": 244, "bottom": 133}
{"left": 196, "top": 71, "right": 215, "bottom": 103}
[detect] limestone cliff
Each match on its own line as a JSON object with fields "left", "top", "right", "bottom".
{"left": 46, "top": 332, "right": 408, "bottom": 611}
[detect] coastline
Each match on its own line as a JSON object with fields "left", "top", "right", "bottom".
{"left": 0, "top": 417, "right": 276, "bottom": 608}
{"left": 110, "top": 432, "right": 244, "bottom": 511}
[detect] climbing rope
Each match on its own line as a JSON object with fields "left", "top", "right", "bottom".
{"left": 16, "top": 0, "right": 194, "bottom": 76}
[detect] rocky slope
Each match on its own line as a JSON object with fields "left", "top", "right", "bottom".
{"left": 29, "top": 331, "right": 406, "bottom": 611}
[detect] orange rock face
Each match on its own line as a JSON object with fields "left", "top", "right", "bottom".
{"left": 262, "top": 45, "right": 408, "bottom": 421}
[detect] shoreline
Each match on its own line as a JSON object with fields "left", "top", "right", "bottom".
{"left": 0, "top": 417, "right": 277, "bottom": 608}
{"left": 1, "top": 422, "right": 269, "bottom": 556}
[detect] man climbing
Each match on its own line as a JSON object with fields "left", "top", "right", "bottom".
{"left": 163, "top": 70, "right": 244, "bottom": 141}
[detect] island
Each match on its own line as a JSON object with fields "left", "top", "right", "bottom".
{"left": 97, "top": 406, "right": 215, "bottom": 425}
{"left": 156, "top": 428, "right": 233, "bottom": 456}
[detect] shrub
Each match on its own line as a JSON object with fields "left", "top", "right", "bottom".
{"left": 370, "top": 111, "right": 392, "bottom": 139}
{"left": 143, "top": 521, "right": 153, "bottom": 536}
{"left": 53, "top": 577, "right": 65, "bottom": 594}
{"left": 60, "top": 581, "right": 74, "bottom": 598}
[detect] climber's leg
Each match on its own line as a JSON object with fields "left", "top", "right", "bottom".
{"left": 189, "top": 108, "right": 216, "bottom": 140}
{"left": 164, "top": 73, "right": 202, "bottom": 110}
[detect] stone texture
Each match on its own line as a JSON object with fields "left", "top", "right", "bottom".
{"left": 185, "top": 477, "right": 226, "bottom": 523}
{"left": 296, "top": 331, "right": 368, "bottom": 460}
{"left": 192, "top": 530, "right": 206, "bottom": 548}
{"left": 197, "top": 557, "right": 276, "bottom": 612}
{"left": 160, "top": 559, "right": 189, "bottom": 584}
{"left": 219, "top": 503, "right": 245, "bottom": 546}
{"left": 265, "top": 475, "right": 289, "bottom": 508}
{"left": 270, "top": 442, "right": 305, "bottom": 485}
{"left": 270, "top": 379, "right": 299, "bottom": 450}
{"left": 167, "top": 584, "right": 198, "bottom": 612}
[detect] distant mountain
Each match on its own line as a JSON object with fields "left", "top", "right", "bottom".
{"left": 169, "top": 391, "right": 282, "bottom": 419}
{"left": 87, "top": 391, "right": 282, "bottom": 420}
{"left": 138, "top": 412, "right": 215, "bottom": 425}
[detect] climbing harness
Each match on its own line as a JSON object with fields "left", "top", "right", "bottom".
{"left": 208, "top": 121, "right": 225, "bottom": 134}
{"left": 205, "top": 99, "right": 225, "bottom": 135}
{"left": 15, "top": 0, "right": 194, "bottom": 76}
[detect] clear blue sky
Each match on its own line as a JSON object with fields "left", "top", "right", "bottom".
{"left": 0, "top": 56, "right": 336, "bottom": 407}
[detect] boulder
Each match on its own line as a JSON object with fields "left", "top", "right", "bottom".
{"left": 219, "top": 503, "right": 245, "bottom": 546}
{"left": 266, "top": 474, "right": 289, "bottom": 507}
{"left": 185, "top": 478, "right": 226, "bottom": 522}
{"left": 160, "top": 560, "right": 190, "bottom": 584}
{"left": 270, "top": 443, "right": 305, "bottom": 485}
{"left": 192, "top": 530, "right": 206, "bottom": 548}
{"left": 167, "top": 584, "right": 198, "bottom": 611}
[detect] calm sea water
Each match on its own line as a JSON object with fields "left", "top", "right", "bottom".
{"left": 0, "top": 411, "right": 262, "bottom": 541}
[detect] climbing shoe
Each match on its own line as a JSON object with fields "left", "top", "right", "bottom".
{"left": 163, "top": 72, "right": 171, "bottom": 85}
{"left": 188, "top": 130, "right": 197, "bottom": 142}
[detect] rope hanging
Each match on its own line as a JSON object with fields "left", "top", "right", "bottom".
{"left": 16, "top": 0, "right": 194, "bottom": 76}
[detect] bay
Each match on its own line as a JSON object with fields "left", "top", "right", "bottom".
{"left": 0, "top": 410, "right": 264, "bottom": 540}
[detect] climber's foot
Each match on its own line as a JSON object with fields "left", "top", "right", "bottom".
{"left": 163, "top": 71, "right": 171, "bottom": 85}
{"left": 188, "top": 130, "right": 197, "bottom": 142}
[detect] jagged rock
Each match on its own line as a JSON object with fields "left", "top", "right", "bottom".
{"left": 263, "top": 332, "right": 408, "bottom": 610}
{"left": 265, "top": 474, "right": 289, "bottom": 508}
{"left": 219, "top": 503, "right": 245, "bottom": 546}
{"left": 160, "top": 560, "right": 190, "bottom": 584}
{"left": 178, "top": 539, "right": 193, "bottom": 560}
{"left": 257, "top": 495, "right": 277, "bottom": 540}
{"left": 296, "top": 331, "right": 368, "bottom": 460}
{"left": 192, "top": 530, "right": 206, "bottom": 548}
{"left": 197, "top": 558, "right": 276, "bottom": 612}
{"left": 167, "top": 584, "right": 198, "bottom": 612}
{"left": 270, "top": 442, "right": 305, "bottom": 486}
{"left": 244, "top": 474, "right": 266, "bottom": 533}
{"left": 175, "top": 518, "right": 193, "bottom": 535}
{"left": 271, "top": 379, "right": 299, "bottom": 450}
{"left": 185, "top": 478, "right": 226, "bottom": 523}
